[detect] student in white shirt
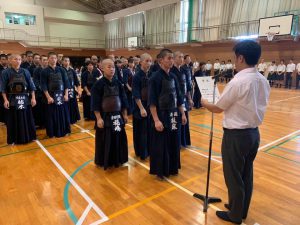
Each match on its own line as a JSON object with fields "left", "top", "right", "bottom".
{"left": 213, "top": 59, "right": 221, "bottom": 81}
{"left": 225, "top": 59, "right": 233, "bottom": 83}
{"left": 267, "top": 61, "right": 277, "bottom": 87}
{"left": 285, "top": 59, "right": 295, "bottom": 89}
{"left": 220, "top": 60, "right": 226, "bottom": 82}
{"left": 205, "top": 60, "right": 212, "bottom": 76}
{"left": 276, "top": 59, "right": 286, "bottom": 88}
{"left": 296, "top": 62, "right": 300, "bottom": 89}
{"left": 257, "top": 58, "right": 267, "bottom": 75}
{"left": 201, "top": 40, "right": 270, "bottom": 224}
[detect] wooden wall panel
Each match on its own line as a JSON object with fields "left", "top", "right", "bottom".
{"left": 0, "top": 41, "right": 106, "bottom": 57}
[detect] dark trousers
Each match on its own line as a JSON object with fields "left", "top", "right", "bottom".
{"left": 296, "top": 74, "right": 300, "bottom": 89}
{"left": 221, "top": 128, "right": 260, "bottom": 221}
{"left": 285, "top": 72, "right": 293, "bottom": 89}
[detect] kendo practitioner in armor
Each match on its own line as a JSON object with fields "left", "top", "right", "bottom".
{"left": 122, "top": 58, "right": 134, "bottom": 115}
{"left": 148, "top": 49, "right": 187, "bottom": 179}
{"left": 81, "top": 61, "right": 99, "bottom": 120}
{"left": 170, "top": 51, "right": 193, "bottom": 148}
{"left": 32, "top": 55, "right": 48, "bottom": 128}
{"left": 62, "top": 57, "right": 81, "bottom": 124}
{"left": 0, "top": 54, "right": 8, "bottom": 123}
{"left": 91, "top": 59, "right": 129, "bottom": 170}
{"left": 0, "top": 54, "right": 36, "bottom": 144}
{"left": 41, "top": 52, "right": 71, "bottom": 138}
{"left": 28, "top": 53, "right": 40, "bottom": 77}
{"left": 132, "top": 53, "right": 152, "bottom": 160}
{"left": 181, "top": 55, "right": 193, "bottom": 99}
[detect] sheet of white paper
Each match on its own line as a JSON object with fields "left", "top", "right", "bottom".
{"left": 195, "top": 77, "right": 220, "bottom": 103}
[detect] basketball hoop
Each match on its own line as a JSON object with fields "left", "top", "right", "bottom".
{"left": 266, "top": 32, "right": 276, "bottom": 41}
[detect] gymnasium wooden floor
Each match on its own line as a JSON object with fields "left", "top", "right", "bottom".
{"left": 0, "top": 85, "right": 299, "bottom": 225}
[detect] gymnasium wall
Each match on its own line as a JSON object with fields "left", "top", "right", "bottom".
{"left": 106, "top": 40, "right": 300, "bottom": 64}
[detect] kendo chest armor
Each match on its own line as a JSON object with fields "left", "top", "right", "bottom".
{"left": 158, "top": 76, "right": 177, "bottom": 110}
{"left": 87, "top": 72, "right": 95, "bottom": 90}
{"left": 101, "top": 83, "right": 121, "bottom": 113}
{"left": 7, "top": 72, "right": 28, "bottom": 94}
{"left": 48, "top": 72, "right": 64, "bottom": 93}
{"left": 67, "top": 70, "right": 74, "bottom": 87}
{"left": 141, "top": 74, "right": 149, "bottom": 102}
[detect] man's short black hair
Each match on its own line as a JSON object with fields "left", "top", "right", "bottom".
{"left": 233, "top": 40, "right": 261, "bottom": 66}
{"left": 128, "top": 58, "right": 134, "bottom": 64}
{"left": 33, "top": 53, "right": 40, "bottom": 58}
{"left": 159, "top": 49, "right": 173, "bottom": 59}
{"left": 184, "top": 55, "right": 190, "bottom": 60}
{"left": 25, "top": 51, "right": 33, "bottom": 56}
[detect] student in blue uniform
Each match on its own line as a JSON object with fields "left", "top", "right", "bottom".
{"left": 81, "top": 61, "right": 99, "bottom": 120}
{"left": 40, "top": 52, "right": 71, "bottom": 138}
{"left": 170, "top": 51, "right": 193, "bottom": 148}
{"left": 62, "top": 56, "right": 81, "bottom": 124}
{"left": 0, "top": 54, "right": 36, "bottom": 144}
{"left": 132, "top": 53, "right": 152, "bottom": 160}
{"left": 20, "top": 51, "right": 33, "bottom": 69}
{"left": 28, "top": 53, "right": 40, "bottom": 77}
{"left": 32, "top": 55, "right": 48, "bottom": 128}
{"left": 91, "top": 59, "right": 128, "bottom": 170}
{"left": 148, "top": 49, "right": 187, "bottom": 179}
{"left": 0, "top": 54, "right": 8, "bottom": 123}
{"left": 193, "top": 62, "right": 206, "bottom": 108}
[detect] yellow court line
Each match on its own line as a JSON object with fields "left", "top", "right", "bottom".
{"left": 108, "top": 187, "right": 176, "bottom": 219}
{"left": 108, "top": 165, "right": 223, "bottom": 220}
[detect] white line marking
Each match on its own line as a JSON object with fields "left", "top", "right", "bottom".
{"left": 75, "top": 123, "right": 250, "bottom": 225}
{"left": 76, "top": 204, "right": 92, "bottom": 225}
{"left": 35, "top": 140, "right": 108, "bottom": 224}
{"left": 185, "top": 147, "right": 222, "bottom": 164}
{"left": 89, "top": 218, "right": 110, "bottom": 225}
{"left": 258, "top": 130, "right": 300, "bottom": 151}
{"left": 271, "top": 95, "right": 300, "bottom": 104}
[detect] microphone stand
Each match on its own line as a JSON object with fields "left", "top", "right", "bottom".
{"left": 193, "top": 74, "right": 222, "bottom": 212}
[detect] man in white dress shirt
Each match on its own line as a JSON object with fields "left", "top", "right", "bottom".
{"left": 201, "top": 40, "right": 270, "bottom": 224}
{"left": 205, "top": 60, "right": 212, "bottom": 76}
{"left": 285, "top": 59, "right": 295, "bottom": 89}
{"left": 296, "top": 62, "right": 300, "bottom": 89}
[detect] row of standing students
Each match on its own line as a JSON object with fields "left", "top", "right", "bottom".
{"left": 0, "top": 53, "right": 81, "bottom": 144}
{"left": 91, "top": 49, "right": 197, "bottom": 180}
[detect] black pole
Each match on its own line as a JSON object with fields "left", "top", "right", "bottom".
{"left": 193, "top": 75, "right": 222, "bottom": 212}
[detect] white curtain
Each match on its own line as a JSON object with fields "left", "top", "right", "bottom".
{"left": 124, "top": 12, "right": 144, "bottom": 47}
{"left": 193, "top": 0, "right": 300, "bottom": 41}
{"left": 106, "top": 18, "right": 125, "bottom": 49}
{"left": 145, "top": 3, "right": 176, "bottom": 45}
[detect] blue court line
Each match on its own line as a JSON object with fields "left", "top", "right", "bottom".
{"left": 63, "top": 159, "right": 93, "bottom": 224}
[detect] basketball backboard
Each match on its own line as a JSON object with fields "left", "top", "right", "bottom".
{"left": 258, "top": 14, "right": 294, "bottom": 37}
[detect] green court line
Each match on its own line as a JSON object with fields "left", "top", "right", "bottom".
{"left": 190, "top": 123, "right": 223, "bottom": 133}
{"left": 276, "top": 146, "right": 300, "bottom": 155}
{"left": 188, "top": 145, "right": 221, "bottom": 156}
{"left": 264, "top": 151, "right": 300, "bottom": 165}
{"left": 263, "top": 135, "right": 299, "bottom": 153}
{"left": 0, "top": 136, "right": 92, "bottom": 158}
{"left": 189, "top": 127, "right": 222, "bottom": 140}
{"left": 63, "top": 159, "right": 93, "bottom": 224}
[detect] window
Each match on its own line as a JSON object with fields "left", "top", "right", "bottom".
{"left": 5, "top": 12, "right": 36, "bottom": 26}
{"left": 179, "top": 0, "right": 189, "bottom": 43}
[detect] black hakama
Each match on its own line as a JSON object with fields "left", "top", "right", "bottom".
{"left": 193, "top": 70, "right": 205, "bottom": 108}
{"left": 6, "top": 106, "right": 36, "bottom": 144}
{"left": 95, "top": 113, "right": 128, "bottom": 169}
{"left": 45, "top": 103, "right": 71, "bottom": 137}
{"left": 68, "top": 97, "right": 80, "bottom": 124}
{"left": 180, "top": 110, "right": 191, "bottom": 147}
